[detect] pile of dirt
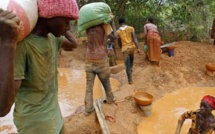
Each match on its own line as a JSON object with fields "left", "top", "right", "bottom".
{"left": 58, "top": 41, "right": 215, "bottom": 134}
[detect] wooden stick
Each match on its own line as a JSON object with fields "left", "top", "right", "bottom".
{"left": 97, "top": 99, "right": 106, "bottom": 119}
{"left": 93, "top": 100, "right": 110, "bottom": 134}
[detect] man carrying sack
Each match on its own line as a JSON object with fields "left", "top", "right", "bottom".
{"left": 78, "top": 2, "right": 117, "bottom": 115}
{"left": 0, "top": 0, "right": 79, "bottom": 133}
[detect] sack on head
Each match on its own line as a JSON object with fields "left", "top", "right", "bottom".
{"left": 78, "top": 2, "right": 113, "bottom": 33}
{"left": 0, "top": 0, "right": 38, "bottom": 42}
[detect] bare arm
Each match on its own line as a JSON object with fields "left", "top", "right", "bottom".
{"left": 61, "top": 30, "right": 78, "bottom": 51}
{"left": 0, "top": 9, "right": 20, "bottom": 117}
{"left": 110, "top": 20, "right": 117, "bottom": 39}
{"left": 175, "top": 119, "right": 184, "bottom": 134}
{"left": 175, "top": 111, "right": 190, "bottom": 134}
{"left": 0, "top": 80, "right": 21, "bottom": 117}
{"left": 106, "top": 20, "right": 118, "bottom": 43}
{"left": 132, "top": 32, "right": 140, "bottom": 53}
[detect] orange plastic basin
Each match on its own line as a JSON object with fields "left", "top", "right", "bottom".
{"left": 134, "top": 91, "right": 154, "bottom": 106}
{"left": 205, "top": 63, "right": 215, "bottom": 71}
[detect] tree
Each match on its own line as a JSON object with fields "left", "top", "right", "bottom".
{"left": 76, "top": 0, "right": 215, "bottom": 42}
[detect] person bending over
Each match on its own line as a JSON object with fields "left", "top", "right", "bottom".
{"left": 175, "top": 95, "right": 215, "bottom": 134}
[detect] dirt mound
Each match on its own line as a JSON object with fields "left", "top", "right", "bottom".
{"left": 58, "top": 41, "right": 215, "bottom": 133}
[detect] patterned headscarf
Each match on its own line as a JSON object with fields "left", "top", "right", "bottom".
{"left": 202, "top": 95, "right": 215, "bottom": 110}
{"left": 38, "top": 0, "right": 79, "bottom": 19}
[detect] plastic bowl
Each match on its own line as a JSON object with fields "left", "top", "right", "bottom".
{"left": 166, "top": 46, "right": 176, "bottom": 50}
{"left": 134, "top": 91, "right": 153, "bottom": 106}
{"left": 205, "top": 63, "right": 215, "bottom": 71}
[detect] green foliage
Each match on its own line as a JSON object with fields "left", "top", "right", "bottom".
{"left": 164, "top": 0, "right": 214, "bottom": 42}
{"left": 76, "top": 0, "right": 215, "bottom": 42}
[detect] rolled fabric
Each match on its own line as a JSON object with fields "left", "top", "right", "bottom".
{"left": 38, "top": 0, "right": 79, "bottom": 20}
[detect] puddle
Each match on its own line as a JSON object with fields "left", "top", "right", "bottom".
{"left": 58, "top": 68, "right": 119, "bottom": 116}
{"left": 2, "top": 74, "right": 215, "bottom": 134}
{"left": 0, "top": 68, "right": 119, "bottom": 133}
{"left": 137, "top": 87, "right": 215, "bottom": 134}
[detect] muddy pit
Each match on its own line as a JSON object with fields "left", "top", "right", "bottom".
{"left": 1, "top": 40, "right": 215, "bottom": 134}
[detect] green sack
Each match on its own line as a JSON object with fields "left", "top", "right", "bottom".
{"left": 78, "top": 2, "right": 113, "bottom": 33}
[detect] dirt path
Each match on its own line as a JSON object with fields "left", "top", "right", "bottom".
{"left": 58, "top": 41, "right": 215, "bottom": 134}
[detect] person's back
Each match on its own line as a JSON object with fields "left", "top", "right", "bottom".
{"left": 144, "top": 23, "right": 159, "bottom": 33}
{"left": 84, "top": 23, "right": 115, "bottom": 114}
{"left": 117, "top": 17, "right": 140, "bottom": 84}
{"left": 86, "top": 24, "right": 106, "bottom": 60}
{"left": 117, "top": 25, "right": 136, "bottom": 52}
{"left": 143, "top": 17, "right": 162, "bottom": 65}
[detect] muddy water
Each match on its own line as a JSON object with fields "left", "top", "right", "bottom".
{"left": 58, "top": 68, "right": 119, "bottom": 116}
{"left": 137, "top": 87, "right": 215, "bottom": 134}
{"left": 0, "top": 68, "right": 119, "bottom": 133}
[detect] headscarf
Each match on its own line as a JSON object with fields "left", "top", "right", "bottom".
{"left": 38, "top": 0, "right": 79, "bottom": 20}
{"left": 202, "top": 95, "right": 215, "bottom": 110}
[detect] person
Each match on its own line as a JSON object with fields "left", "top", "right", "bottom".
{"left": 144, "top": 17, "right": 162, "bottom": 65}
{"left": 107, "top": 37, "right": 117, "bottom": 66}
{"left": 211, "top": 18, "right": 215, "bottom": 45}
{"left": 175, "top": 95, "right": 215, "bottom": 134}
{"left": 84, "top": 19, "right": 117, "bottom": 115}
{"left": 117, "top": 17, "right": 140, "bottom": 84}
{"left": 0, "top": 0, "right": 79, "bottom": 133}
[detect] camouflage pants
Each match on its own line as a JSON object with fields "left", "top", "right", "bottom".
{"left": 85, "top": 57, "right": 114, "bottom": 113}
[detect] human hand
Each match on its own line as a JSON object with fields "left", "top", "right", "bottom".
{"left": 62, "top": 31, "right": 79, "bottom": 51}
{"left": 0, "top": 9, "right": 20, "bottom": 43}
{"left": 65, "top": 31, "right": 78, "bottom": 45}
{"left": 137, "top": 48, "right": 140, "bottom": 54}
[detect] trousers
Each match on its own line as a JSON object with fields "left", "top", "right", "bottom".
{"left": 123, "top": 48, "right": 134, "bottom": 83}
{"left": 85, "top": 57, "right": 114, "bottom": 112}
